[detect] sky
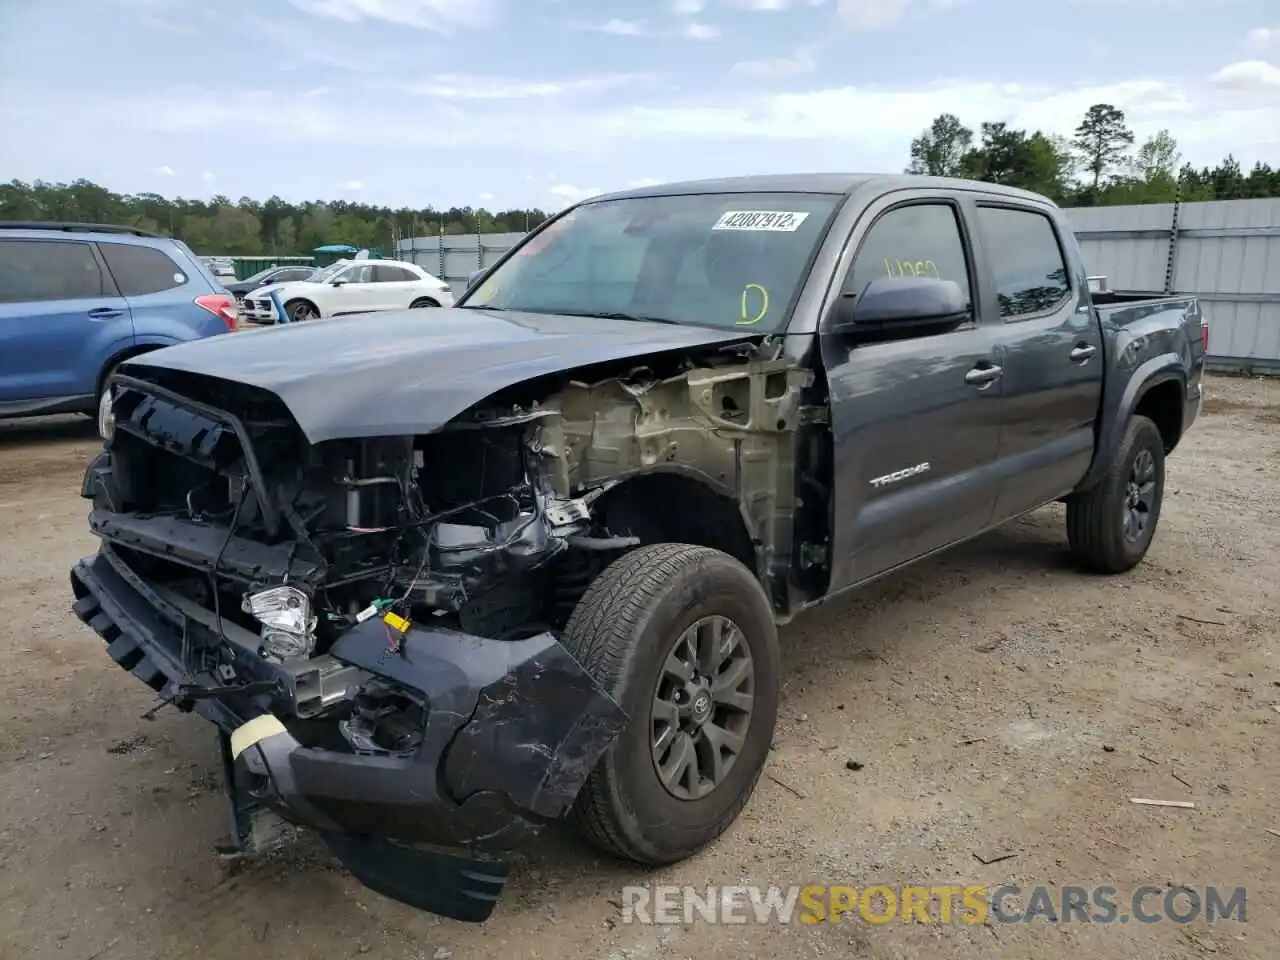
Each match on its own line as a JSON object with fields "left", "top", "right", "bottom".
{"left": 1, "top": 0, "right": 1278, "bottom": 212}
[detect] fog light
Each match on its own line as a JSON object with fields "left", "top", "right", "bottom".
{"left": 243, "top": 585, "right": 316, "bottom": 661}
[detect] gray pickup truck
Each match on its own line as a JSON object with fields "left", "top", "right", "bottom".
{"left": 70, "top": 174, "right": 1206, "bottom": 921}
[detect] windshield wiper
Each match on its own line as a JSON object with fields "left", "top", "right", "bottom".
{"left": 459, "top": 303, "right": 509, "bottom": 311}
{"left": 556, "top": 310, "right": 683, "bottom": 326}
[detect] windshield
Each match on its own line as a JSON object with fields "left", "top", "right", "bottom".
{"left": 460, "top": 192, "right": 842, "bottom": 332}
{"left": 243, "top": 267, "right": 278, "bottom": 284}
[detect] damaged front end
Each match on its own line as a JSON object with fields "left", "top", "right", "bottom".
{"left": 70, "top": 337, "right": 812, "bottom": 920}
{"left": 70, "top": 373, "right": 632, "bottom": 921}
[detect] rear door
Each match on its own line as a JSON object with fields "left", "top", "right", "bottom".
{"left": 0, "top": 238, "right": 133, "bottom": 407}
{"left": 373, "top": 264, "right": 420, "bottom": 309}
{"left": 98, "top": 240, "right": 226, "bottom": 341}
{"left": 822, "top": 193, "right": 1007, "bottom": 589}
{"left": 972, "top": 203, "right": 1104, "bottom": 521}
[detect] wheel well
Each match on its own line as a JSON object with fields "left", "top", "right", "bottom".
{"left": 411, "top": 297, "right": 440, "bottom": 307}
{"left": 97, "top": 345, "right": 163, "bottom": 397}
{"left": 284, "top": 297, "right": 318, "bottom": 313}
{"left": 1134, "top": 379, "right": 1184, "bottom": 453}
{"left": 591, "top": 474, "right": 757, "bottom": 576}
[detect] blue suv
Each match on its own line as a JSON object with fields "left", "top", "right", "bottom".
{"left": 0, "top": 222, "right": 239, "bottom": 438}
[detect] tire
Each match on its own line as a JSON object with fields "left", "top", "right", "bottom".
{"left": 563, "top": 543, "right": 780, "bottom": 864}
{"left": 1065, "top": 414, "right": 1165, "bottom": 574}
{"left": 409, "top": 297, "right": 440, "bottom": 308}
{"left": 284, "top": 299, "right": 318, "bottom": 323}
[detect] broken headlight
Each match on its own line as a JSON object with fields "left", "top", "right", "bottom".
{"left": 242, "top": 585, "right": 317, "bottom": 661}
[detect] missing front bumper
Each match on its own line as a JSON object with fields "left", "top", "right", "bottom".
{"left": 70, "top": 548, "right": 629, "bottom": 920}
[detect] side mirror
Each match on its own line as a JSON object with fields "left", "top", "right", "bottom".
{"left": 331, "top": 279, "right": 346, "bottom": 287}
{"left": 465, "top": 268, "right": 485, "bottom": 290}
{"left": 831, "top": 276, "right": 968, "bottom": 340}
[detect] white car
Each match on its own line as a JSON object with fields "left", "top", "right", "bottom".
{"left": 238, "top": 258, "right": 455, "bottom": 324}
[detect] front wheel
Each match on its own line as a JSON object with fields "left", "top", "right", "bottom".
{"left": 1065, "top": 414, "right": 1166, "bottom": 573}
{"left": 563, "top": 543, "right": 780, "bottom": 864}
{"left": 284, "top": 299, "right": 318, "bottom": 323}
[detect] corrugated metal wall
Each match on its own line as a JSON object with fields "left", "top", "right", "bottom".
{"left": 1064, "top": 198, "right": 1280, "bottom": 370}
{"left": 397, "top": 232, "right": 525, "bottom": 297}
{"left": 398, "top": 200, "right": 1280, "bottom": 370}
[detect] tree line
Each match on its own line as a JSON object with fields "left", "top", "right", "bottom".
{"left": 905, "top": 103, "right": 1280, "bottom": 206}
{"left": 2, "top": 102, "right": 1276, "bottom": 257}
{"left": 0, "top": 180, "right": 553, "bottom": 258}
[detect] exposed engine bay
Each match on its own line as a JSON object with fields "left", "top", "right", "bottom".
{"left": 84, "top": 339, "right": 817, "bottom": 752}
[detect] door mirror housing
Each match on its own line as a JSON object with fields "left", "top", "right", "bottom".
{"left": 331, "top": 279, "right": 346, "bottom": 287}
{"left": 830, "top": 275, "right": 969, "bottom": 341}
{"left": 465, "top": 268, "right": 485, "bottom": 291}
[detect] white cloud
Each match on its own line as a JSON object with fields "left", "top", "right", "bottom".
{"left": 628, "top": 177, "right": 665, "bottom": 187}
{"left": 731, "top": 46, "right": 817, "bottom": 78}
{"left": 673, "top": 0, "right": 704, "bottom": 13}
{"left": 154, "top": 164, "right": 176, "bottom": 176}
{"left": 201, "top": 171, "right": 216, "bottom": 183}
{"left": 1209, "top": 60, "right": 1280, "bottom": 93}
{"left": 1246, "top": 27, "right": 1277, "bottom": 48}
{"left": 403, "top": 72, "right": 655, "bottom": 100}
{"left": 288, "top": 0, "right": 500, "bottom": 32}
{"left": 337, "top": 179, "right": 365, "bottom": 191}
{"left": 14, "top": 64, "right": 1278, "bottom": 177}
{"left": 572, "top": 18, "right": 649, "bottom": 35}
{"left": 836, "top": 0, "right": 911, "bottom": 29}
{"left": 479, "top": 191, "right": 495, "bottom": 201}
{"left": 684, "top": 21, "right": 719, "bottom": 38}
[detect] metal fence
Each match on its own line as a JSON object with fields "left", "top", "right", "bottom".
{"left": 398, "top": 232, "right": 525, "bottom": 297}
{"left": 1064, "top": 198, "right": 1280, "bottom": 372}
{"left": 398, "top": 200, "right": 1280, "bottom": 372}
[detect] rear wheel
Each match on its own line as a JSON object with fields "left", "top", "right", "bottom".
{"left": 409, "top": 297, "right": 440, "bottom": 308}
{"left": 285, "top": 299, "right": 318, "bottom": 322}
{"left": 1065, "top": 414, "right": 1166, "bottom": 573}
{"left": 563, "top": 543, "right": 780, "bottom": 864}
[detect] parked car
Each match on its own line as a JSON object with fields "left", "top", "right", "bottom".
{"left": 224, "top": 265, "right": 317, "bottom": 306}
{"left": 0, "top": 221, "right": 238, "bottom": 438}
{"left": 70, "top": 174, "right": 1206, "bottom": 922}
{"left": 237, "top": 258, "right": 454, "bottom": 324}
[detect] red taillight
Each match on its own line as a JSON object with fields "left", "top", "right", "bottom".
{"left": 1201, "top": 320, "right": 1209, "bottom": 354}
{"left": 195, "top": 293, "right": 239, "bottom": 331}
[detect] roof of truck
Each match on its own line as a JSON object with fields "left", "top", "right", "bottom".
{"left": 592, "top": 173, "right": 1056, "bottom": 206}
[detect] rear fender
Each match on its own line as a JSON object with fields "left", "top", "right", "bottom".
{"left": 1076, "top": 352, "right": 1184, "bottom": 491}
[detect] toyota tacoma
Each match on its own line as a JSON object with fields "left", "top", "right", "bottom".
{"left": 70, "top": 174, "right": 1206, "bottom": 921}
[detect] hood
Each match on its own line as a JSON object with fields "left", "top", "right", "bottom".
{"left": 121, "top": 307, "right": 760, "bottom": 443}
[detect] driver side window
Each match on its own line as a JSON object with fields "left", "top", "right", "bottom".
{"left": 844, "top": 203, "right": 973, "bottom": 306}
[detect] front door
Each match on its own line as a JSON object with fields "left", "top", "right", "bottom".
{"left": 821, "top": 196, "right": 1006, "bottom": 591}
{"left": 972, "top": 203, "right": 1105, "bottom": 521}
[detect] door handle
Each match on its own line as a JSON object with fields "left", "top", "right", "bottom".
{"left": 1070, "top": 344, "right": 1097, "bottom": 362}
{"left": 87, "top": 307, "right": 124, "bottom": 320}
{"left": 964, "top": 363, "right": 1003, "bottom": 387}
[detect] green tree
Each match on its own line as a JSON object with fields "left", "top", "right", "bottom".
{"left": 1072, "top": 103, "right": 1135, "bottom": 197}
{"left": 906, "top": 114, "right": 974, "bottom": 177}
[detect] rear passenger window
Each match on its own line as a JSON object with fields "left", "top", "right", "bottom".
{"left": 99, "top": 243, "right": 187, "bottom": 297}
{"left": 845, "top": 203, "right": 972, "bottom": 304}
{"left": 976, "top": 207, "right": 1071, "bottom": 319}
{"left": 374, "top": 265, "right": 415, "bottom": 282}
{"left": 0, "top": 239, "right": 107, "bottom": 302}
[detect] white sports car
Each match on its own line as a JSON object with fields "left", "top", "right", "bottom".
{"left": 239, "top": 258, "right": 455, "bottom": 324}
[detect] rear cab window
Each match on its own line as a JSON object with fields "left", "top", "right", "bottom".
{"left": 463, "top": 192, "right": 842, "bottom": 332}
{"left": 99, "top": 243, "right": 189, "bottom": 297}
{"left": 0, "top": 239, "right": 110, "bottom": 303}
{"left": 974, "top": 206, "right": 1072, "bottom": 319}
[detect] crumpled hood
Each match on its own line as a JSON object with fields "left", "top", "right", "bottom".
{"left": 122, "top": 307, "right": 759, "bottom": 443}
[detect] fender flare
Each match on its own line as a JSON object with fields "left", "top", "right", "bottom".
{"left": 1077, "top": 352, "right": 1185, "bottom": 491}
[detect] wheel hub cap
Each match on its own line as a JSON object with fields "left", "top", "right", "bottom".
{"left": 649, "top": 615, "right": 756, "bottom": 802}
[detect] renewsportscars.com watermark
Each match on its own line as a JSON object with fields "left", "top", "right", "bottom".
{"left": 621, "top": 884, "right": 1247, "bottom": 926}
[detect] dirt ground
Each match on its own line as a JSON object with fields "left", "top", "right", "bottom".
{"left": 0, "top": 374, "right": 1277, "bottom": 960}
